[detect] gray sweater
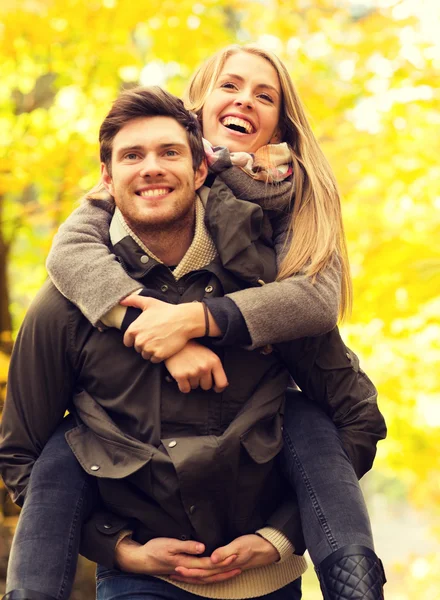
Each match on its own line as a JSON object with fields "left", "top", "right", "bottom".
{"left": 46, "top": 167, "right": 341, "bottom": 349}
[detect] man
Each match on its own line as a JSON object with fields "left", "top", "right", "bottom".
{"left": 0, "top": 87, "right": 307, "bottom": 600}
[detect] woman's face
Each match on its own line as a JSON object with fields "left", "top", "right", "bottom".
{"left": 201, "top": 52, "right": 282, "bottom": 153}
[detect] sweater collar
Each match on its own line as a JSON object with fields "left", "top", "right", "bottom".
{"left": 109, "top": 195, "right": 217, "bottom": 281}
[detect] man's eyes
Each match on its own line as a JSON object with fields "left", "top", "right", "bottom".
{"left": 164, "top": 150, "right": 179, "bottom": 157}
{"left": 125, "top": 152, "right": 139, "bottom": 160}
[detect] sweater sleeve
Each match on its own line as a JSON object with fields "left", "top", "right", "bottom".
{"left": 226, "top": 253, "right": 341, "bottom": 350}
{"left": 46, "top": 198, "right": 142, "bottom": 327}
{"left": 206, "top": 169, "right": 342, "bottom": 350}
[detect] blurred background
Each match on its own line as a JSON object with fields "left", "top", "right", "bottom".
{"left": 0, "top": 0, "right": 439, "bottom": 597}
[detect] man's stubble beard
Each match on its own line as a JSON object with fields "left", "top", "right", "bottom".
{"left": 124, "top": 194, "right": 197, "bottom": 262}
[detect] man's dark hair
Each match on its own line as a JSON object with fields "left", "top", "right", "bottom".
{"left": 99, "top": 86, "right": 204, "bottom": 173}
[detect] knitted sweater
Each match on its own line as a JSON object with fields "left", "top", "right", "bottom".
{"left": 47, "top": 165, "right": 341, "bottom": 349}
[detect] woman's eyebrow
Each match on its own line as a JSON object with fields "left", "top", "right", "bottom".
{"left": 219, "top": 73, "right": 280, "bottom": 96}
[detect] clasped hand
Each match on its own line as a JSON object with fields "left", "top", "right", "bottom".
{"left": 115, "top": 534, "right": 280, "bottom": 585}
{"left": 120, "top": 295, "right": 228, "bottom": 393}
{"left": 120, "top": 295, "right": 200, "bottom": 363}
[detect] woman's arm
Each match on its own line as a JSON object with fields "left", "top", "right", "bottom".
{"left": 46, "top": 197, "right": 142, "bottom": 327}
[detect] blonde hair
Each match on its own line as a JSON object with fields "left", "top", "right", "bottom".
{"left": 183, "top": 44, "right": 352, "bottom": 320}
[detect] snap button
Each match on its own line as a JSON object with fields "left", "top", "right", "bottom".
{"left": 189, "top": 505, "right": 196, "bottom": 515}
{"left": 103, "top": 523, "right": 112, "bottom": 530}
{"left": 204, "top": 285, "right": 213, "bottom": 293}
{"left": 165, "top": 375, "right": 173, "bottom": 383}
{"left": 140, "top": 255, "right": 149, "bottom": 264}
{"left": 160, "top": 284, "right": 168, "bottom": 292}
{"left": 90, "top": 465, "right": 100, "bottom": 471}
{"left": 168, "top": 440, "right": 177, "bottom": 448}
{"left": 180, "top": 534, "right": 188, "bottom": 541}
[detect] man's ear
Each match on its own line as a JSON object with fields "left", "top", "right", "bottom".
{"left": 194, "top": 158, "right": 208, "bottom": 191}
{"left": 101, "top": 163, "right": 115, "bottom": 195}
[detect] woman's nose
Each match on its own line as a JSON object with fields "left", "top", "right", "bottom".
{"left": 234, "top": 92, "right": 254, "bottom": 110}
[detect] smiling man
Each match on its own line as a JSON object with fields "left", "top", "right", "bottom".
{"left": 0, "top": 87, "right": 307, "bottom": 600}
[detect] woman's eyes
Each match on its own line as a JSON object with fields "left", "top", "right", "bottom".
{"left": 258, "top": 93, "right": 274, "bottom": 104}
{"left": 220, "top": 82, "right": 274, "bottom": 103}
{"left": 221, "top": 82, "right": 238, "bottom": 90}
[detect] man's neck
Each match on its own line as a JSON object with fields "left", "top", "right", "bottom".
{"left": 129, "top": 213, "right": 195, "bottom": 267}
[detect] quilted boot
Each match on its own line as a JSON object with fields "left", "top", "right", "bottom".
{"left": 316, "top": 544, "right": 386, "bottom": 599}
{"left": 2, "top": 591, "right": 57, "bottom": 600}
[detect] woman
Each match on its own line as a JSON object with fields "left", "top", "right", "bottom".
{"left": 4, "top": 45, "right": 386, "bottom": 600}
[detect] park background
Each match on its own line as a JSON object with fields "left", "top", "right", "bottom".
{"left": 0, "top": 0, "right": 439, "bottom": 597}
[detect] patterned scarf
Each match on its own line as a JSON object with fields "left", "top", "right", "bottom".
{"left": 203, "top": 139, "right": 293, "bottom": 183}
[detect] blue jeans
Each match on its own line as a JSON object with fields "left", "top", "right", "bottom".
{"left": 95, "top": 566, "right": 302, "bottom": 599}
{"left": 6, "top": 393, "right": 373, "bottom": 597}
{"left": 5, "top": 415, "right": 98, "bottom": 599}
{"left": 281, "top": 390, "right": 374, "bottom": 565}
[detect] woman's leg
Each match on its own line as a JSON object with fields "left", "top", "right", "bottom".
{"left": 5, "top": 415, "right": 98, "bottom": 600}
{"left": 281, "top": 390, "right": 385, "bottom": 599}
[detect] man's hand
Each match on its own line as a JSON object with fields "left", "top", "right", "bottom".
{"left": 114, "top": 537, "right": 240, "bottom": 581}
{"left": 165, "top": 341, "right": 228, "bottom": 393}
{"left": 120, "top": 296, "right": 220, "bottom": 363}
{"left": 171, "top": 534, "right": 279, "bottom": 584}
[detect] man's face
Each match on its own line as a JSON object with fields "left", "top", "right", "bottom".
{"left": 102, "top": 116, "right": 207, "bottom": 234}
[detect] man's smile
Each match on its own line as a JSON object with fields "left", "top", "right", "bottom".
{"left": 136, "top": 187, "right": 173, "bottom": 198}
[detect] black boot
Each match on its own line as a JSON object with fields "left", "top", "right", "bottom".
{"left": 316, "top": 544, "right": 386, "bottom": 599}
{"left": 3, "top": 591, "right": 57, "bottom": 600}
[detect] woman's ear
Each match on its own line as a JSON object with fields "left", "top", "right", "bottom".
{"left": 101, "top": 163, "right": 115, "bottom": 195}
{"left": 270, "top": 128, "right": 282, "bottom": 144}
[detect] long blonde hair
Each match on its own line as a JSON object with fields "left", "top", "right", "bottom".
{"left": 183, "top": 44, "right": 352, "bottom": 320}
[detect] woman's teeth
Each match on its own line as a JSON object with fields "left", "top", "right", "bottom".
{"left": 221, "top": 116, "right": 254, "bottom": 134}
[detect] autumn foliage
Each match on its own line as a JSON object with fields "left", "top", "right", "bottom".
{"left": 0, "top": 0, "right": 439, "bottom": 596}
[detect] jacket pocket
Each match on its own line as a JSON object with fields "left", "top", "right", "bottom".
{"left": 240, "top": 413, "right": 284, "bottom": 463}
{"left": 66, "top": 424, "right": 154, "bottom": 479}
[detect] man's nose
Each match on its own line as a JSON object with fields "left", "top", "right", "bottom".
{"left": 139, "top": 155, "right": 164, "bottom": 178}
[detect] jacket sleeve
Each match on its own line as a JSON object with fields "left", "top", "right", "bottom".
{"left": 276, "top": 328, "right": 387, "bottom": 479}
{"left": 46, "top": 198, "right": 141, "bottom": 327}
{"left": 0, "top": 282, "right": 78, "bottom": 505}
{"left": 80, "top": 509, "right": 132, "bottom": 568}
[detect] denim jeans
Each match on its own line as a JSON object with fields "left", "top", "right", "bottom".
{"left": 6, "top": 392, "right": 373, "bottom": 597}
{"left": 5, "top": 415, "right": 98, "bottom": 599}
{"left": 281, "top": 390, "right": 374, "bottom": 565}
{"left": 95, "top": 566, "right": 302, "bottom": 600}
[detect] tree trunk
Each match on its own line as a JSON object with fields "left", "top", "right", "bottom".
{"left": 0, "top": 195, "right": 13, "bottom": 356}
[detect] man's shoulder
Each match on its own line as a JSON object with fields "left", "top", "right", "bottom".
{"left": 23, "top": 278, "right": 85, "bottom": 331}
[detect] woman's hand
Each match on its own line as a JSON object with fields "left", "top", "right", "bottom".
{"left": 170, "top": 534, "right": 279, "bottom": 584}
{"left": 120, "top": 296, "right": 215, "bottom": 363}
{"left": 165, "top": 340, "right": 228, "bottom": 393}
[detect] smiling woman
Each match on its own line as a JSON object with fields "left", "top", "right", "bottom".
{"left": 200, "top": 52, "right": 282, "bottom": 153}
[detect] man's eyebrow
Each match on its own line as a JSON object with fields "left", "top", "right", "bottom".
{"left": 219, "top": 73, "right": 280, "bottom": 96}
{"left": 115, "top": 145, "right": 144, "bottom": 157}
